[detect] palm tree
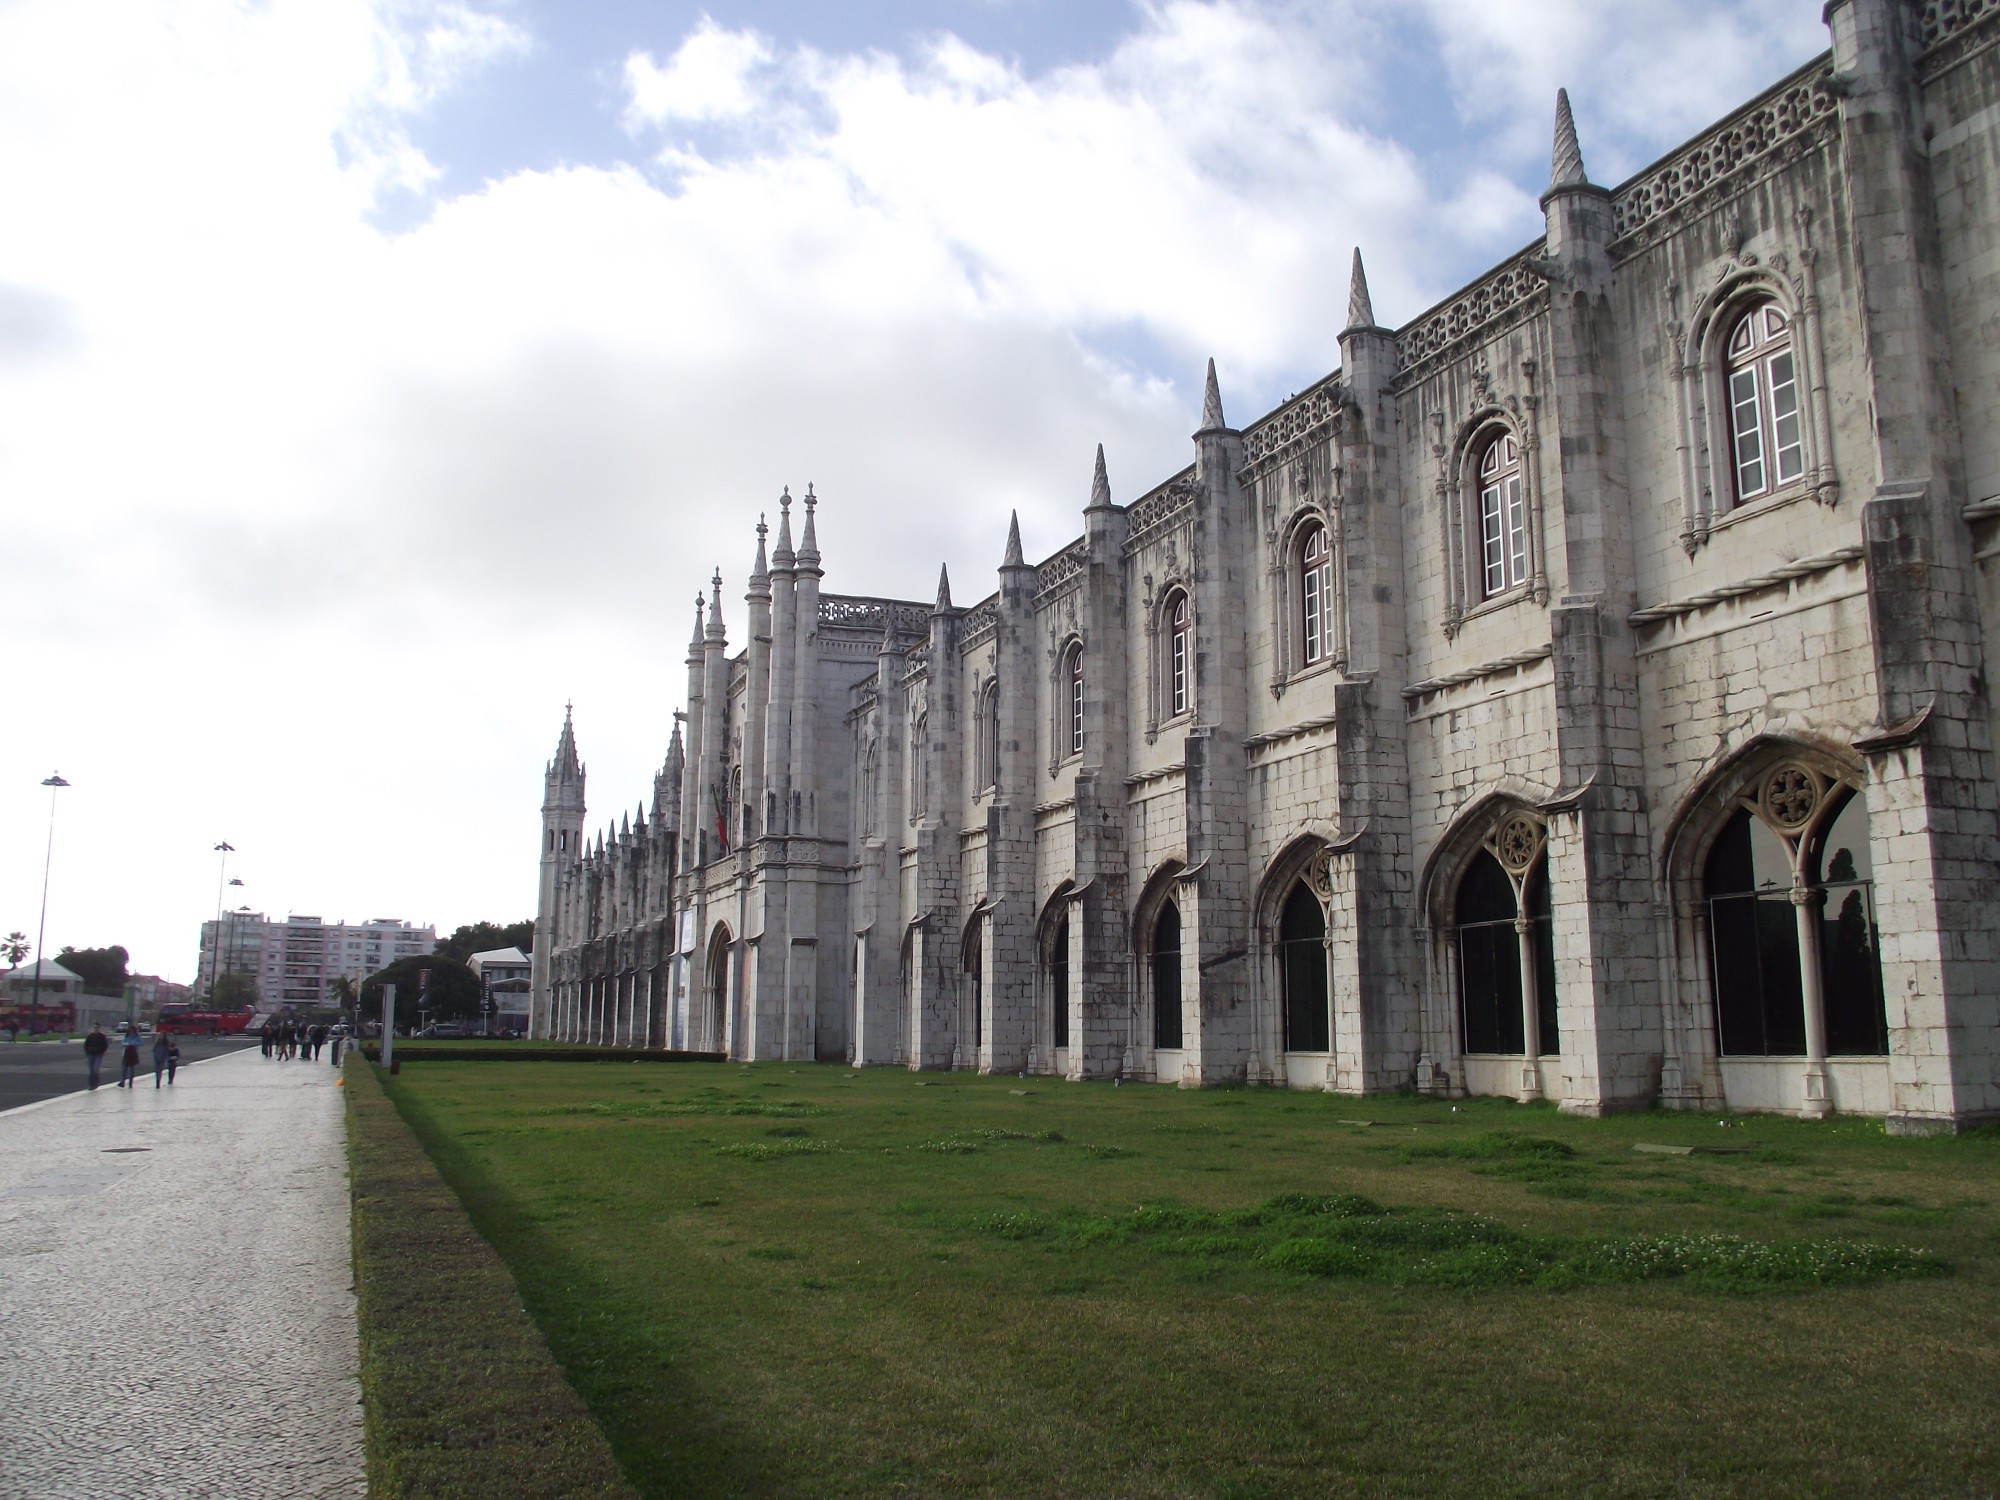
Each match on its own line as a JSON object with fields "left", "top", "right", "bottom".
{"left": 3, "top": 932, "right": 28, "bottom": 1040}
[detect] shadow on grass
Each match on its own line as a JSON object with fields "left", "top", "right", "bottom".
{"left": 382, "top": 1072, "right": 782, "bottom": 1500}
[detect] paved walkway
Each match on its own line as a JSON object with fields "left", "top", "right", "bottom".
{"left": 0, "top": 1048, "right": 365, "bottom": 1499}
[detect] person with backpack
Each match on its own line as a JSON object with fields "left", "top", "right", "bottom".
{"left": 83, "top": 1025, "right": 109, "bottom": 1089}
{"left": 117, "top": 1027, "right": 141, "bottom": 1088}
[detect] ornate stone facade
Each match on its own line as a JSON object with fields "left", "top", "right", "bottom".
{"left": 536, "top": 0, "right": 2000, "bottom": 1132}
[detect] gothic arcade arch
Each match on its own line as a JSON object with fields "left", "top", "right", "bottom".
{"left": 1661, "top": 737, "right": 1887, "bottom": 1111}
{"left": 1036, "top": 883, "right": 1075, "bottom": 1058}
{"left": 1253, "top": 833, "right": 1337, "bottom": 1061}
{"left": 1131, "top": 859, "right": 1188, "bottom": 1059}
{"left": 705, "top": 922, "right": 733, "bottom": 1054}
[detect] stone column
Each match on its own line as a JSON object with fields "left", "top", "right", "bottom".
{"left": 1828, "top": 0, "right": 2000, "bottom": 1132}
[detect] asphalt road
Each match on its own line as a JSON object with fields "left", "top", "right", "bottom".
{"left": 0, "top": 1035, "right": 262, "bottom": 1112}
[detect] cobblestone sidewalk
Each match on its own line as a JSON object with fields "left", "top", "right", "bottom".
{"left": 0, "top": 1048, "right": 364, "bottom": 1499}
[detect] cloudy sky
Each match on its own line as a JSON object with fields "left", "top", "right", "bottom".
{"left": 1, "top": 0, "right": 1828, "bottom": 986}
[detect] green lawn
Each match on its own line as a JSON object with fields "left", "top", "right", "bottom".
{"left": 380, "top": 1062, "right": 2000, "bottom": 1498}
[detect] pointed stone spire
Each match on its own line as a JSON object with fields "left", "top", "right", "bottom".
{"left": 552, "top": 701, "right": 582, "bottom": 780}
{"left": 1192, "top": 360, "right": 1224, "bottom": 434}
{"left": 706, "top": 570, "right": 726, "bottom": 641}
{"left": 1086, "top": 443, "right": 1113, "bottom": 511}
{"left": 772, "top": 486, "right": 795, "bottom": 566}
{"left": 750, "top": 513, "right": 769, "bottom": 590}
{"left": 1550, "top": 88, "right": 1587, "bottom": 189}
{"left": 688, "top": 596, "right": 706, "bottom": 652}
{"left": 620, "top": 810, "right": 630, "bottom": 838}
{"left": 1003, "top": 510, "right": 1025, "bottom": 568}
{"left": 1345, "top": 249, "right": 1376, "bottom": 331}
{"left": 934, "top": 562, "right": 953, "bottom": 613}
{"left": 797, "top": 483, "right": 821, "bottom": 570}
{"left": 880, "top": 604, "right": 899, "bottom": 649}
{"left": 667, "top": 718, "right": 684, "bottom": 763}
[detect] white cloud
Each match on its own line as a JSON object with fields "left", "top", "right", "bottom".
{"left": 624, "top": 16, "right": 774, "bottom": 126}
{"left": 0, "top": 0, "right": 1831, "bottom": 982}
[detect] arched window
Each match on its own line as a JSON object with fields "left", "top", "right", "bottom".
{"left": 860, "top": 741, "right": 878, "bottom": 837}
{"left": 979, "top": 682, "right": 1000, "bottom": 791}
{"left": 1455, "top": 848, "right": 1557, "bottom": 1055}
{"left": 1725, "top": 301, "right": 1804, "bottom": 504}
{"left": 1705, "top": 778, "right": 1885, "bottom": 1057}
{"left": 1066, "top": 644, "right": 1085, "bottom": 757}
{"left": 1477, "top": 432, "right": 1527, "bottom": 598}
{"left": 1167, "top": 592, "right": 1192, "bottom": 718}
{"left": 1277, "top": 882, "right": 1329, "bottom": 1052}
{"left": 1152, "top": 900, "right": 1183, "bottom": 1049}
{"left": 729, "top": 765, "right": 744, "bottom": 843}
{"left": 909, "top": 711, "right": 928, "bottom": 818}
{"left": 1299, "top": 525, "right": 1334, "bottom": 665}
{"left": 1049, "top": 912, "right": 1069, "bottom": 1050}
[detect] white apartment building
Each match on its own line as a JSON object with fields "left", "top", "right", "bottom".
{"left": 197, "top": 913, "right": 436, "bottom": 1008}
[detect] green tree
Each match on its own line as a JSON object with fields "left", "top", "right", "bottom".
{"left": 361, "top": 954, "right": 481, "bottom": 1025}
{"left": 2, "top": 933, "right": 28, "bottom": 968}
{"left": 57, "top": 944, "right": 130, "bottom": 996}
{"left": 212, "top": 971, "right": 260, "bottom": 1009}
{"left": 327, "top": 975, "right": 358, "bottom": 1011}
{"left": 435, "top": 920, "right": 535, "bottom": 966}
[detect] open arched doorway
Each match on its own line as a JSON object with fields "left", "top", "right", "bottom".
{"left": 706, "top": 924, "right": 732, "bottom": 1054}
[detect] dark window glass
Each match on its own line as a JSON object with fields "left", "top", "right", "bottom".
{"left": 1812, "top": 793, "right": 1888, "bottom": 1056}
{"left": 1705, "top": 809, "right": 1806, "bottom": 1055}
{"left": 965, "top": 924, "right": 983, "bottom": 1051}
{"left": 1050, "top": 914, "right": 1069, "bottom": 1049}
{"left": 1152, "top": 901, "right": 1183, "bottom": 1050}
{"left": 1456, "top": 851, "right": 1523, "bottom": 1054}
{"left": 1278, "top": 882, "right": 1329, "bottom": 1052}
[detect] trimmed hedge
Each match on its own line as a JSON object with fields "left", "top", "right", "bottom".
{"left": 360, "top": 1043, "right": 725, "bottom": 1065}
{"left": 347, "top": 1057, "right": 638, "bottom": 1498}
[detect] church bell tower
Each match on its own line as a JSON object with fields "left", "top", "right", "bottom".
{"left": 532, "top": 704, "right": 587, "bottom": 1038}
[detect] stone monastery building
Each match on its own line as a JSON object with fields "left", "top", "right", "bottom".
{"left": 535, "top": 0, "right": 2000, "bottom": 1133}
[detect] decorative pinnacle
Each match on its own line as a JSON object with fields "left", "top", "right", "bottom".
{"left": 1003, "top": 510, "right": 1026, "bottom": 568}
{"left": 1551, "top": 88, "right": 1587, "bottom": 189}
{"left": 1198, "top": 358, "right": 1225, "bottom": 431}
{"left": 1087, "top": 443, "right": 1113, "bottom": 510}
{"left": 773, "top": 486, "right": 795, "bottom": 565}
{"left": 689, "top": 594, "right": 706, "bottom": 651}
{"left": 706, "top": 570, "right": 726, "bottom": 640}
{"left": 751, "top": 513, "right": 769, "bottom": 584}
{"left": 934, "top": 562, "right": 953, "bottom": 612}
{"left": 797, "top": 482, "right": 820, "bottom": 564}
{"left": 1345, "top": 249, "right": 1376, "bottom": 331}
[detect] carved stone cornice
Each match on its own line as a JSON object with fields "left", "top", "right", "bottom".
{"left": 1607, "top": 58, "right": 1838, "bottom": 261}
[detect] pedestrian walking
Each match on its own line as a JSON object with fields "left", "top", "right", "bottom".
{"left": 117, "top": 1029, "right": 141, "bottom": 1088}
{"left": 260, "top": 1021, "right": 274, "bottom": 1059}
{"left": 83, "top": 1025, "right": 109, "bottom": 1089}
{"left": 165, "top": 1035, "right": 181, "bottom": 1085}
{"left": 152, "top": 1031, "right": 170, "bottom": 1088}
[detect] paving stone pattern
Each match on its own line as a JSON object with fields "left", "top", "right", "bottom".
{"left": 0, "top": 1049, "right": 364, "bottom": 1499}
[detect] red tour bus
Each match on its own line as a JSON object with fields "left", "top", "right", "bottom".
{"left": 154, "top": 1004, "right": 254, "bottom": 1036}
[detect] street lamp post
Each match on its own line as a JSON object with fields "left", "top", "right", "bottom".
{"left": 209, "top": 842, "right": 235, "bottom": 1002}
{"left": 29, "top": 773, "right": 70, "bottom": 1037}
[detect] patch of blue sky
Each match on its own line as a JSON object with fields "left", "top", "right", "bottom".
{"left": 397, "top": 0, "right": 1145, "bottom": 209}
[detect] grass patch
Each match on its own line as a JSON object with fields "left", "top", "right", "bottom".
{"left": 345, "top": 1057, "right": 633, "bottom": 1497}
{"left": 381, "top": 1063, "right": 2000, "bottom": 1498}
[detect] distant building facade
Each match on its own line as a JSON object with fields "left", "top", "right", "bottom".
{"left": 468, "top": 947, "right": 532, "bottom": 1034}
{"left": 197, "top": 914, "right": 436, "bottom": 1008}
{"left": 534, "top": 0, "right": 2000, "bottom": 1132}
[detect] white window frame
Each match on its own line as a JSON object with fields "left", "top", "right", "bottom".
{"left": 1725, "top": 302, "right": 1805, "bottom": 506}
{"left": 1477, "top": 433, "right": 1527, "bottom": 599}
{"left": 1300, "top": 525, "right": 1334, "bottom": 665}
